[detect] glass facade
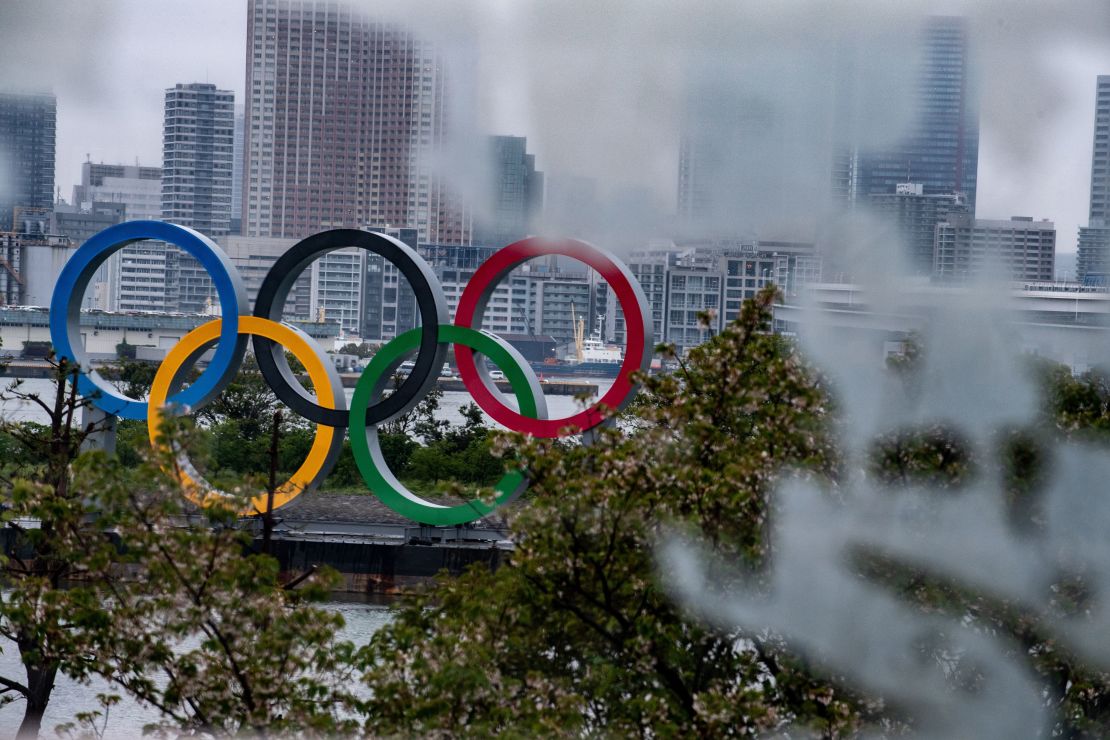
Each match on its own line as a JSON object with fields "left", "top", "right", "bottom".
{"left": 0, "top": 92, "right": 55, "bottom": 233}
{"left": 837, "top": 17, "right": 979, "bottom": 212}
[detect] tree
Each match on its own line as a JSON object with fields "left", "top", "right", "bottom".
{"left": 337, "top": 342, "right": 377, "bottom": 359}
{"left": 0, "top": 358, "right": 118, "bottom": 738}
{"left": 68, "top": 438, "right": 368, "bottom": 737}
{"left": 196, "top": 355, "right": 280, "bottom": 440}
{"left": 0, "top": 354, "right": 365, "bottom": 737}
{"left": 361, "top": 287, "right": 868, "bottom": 735}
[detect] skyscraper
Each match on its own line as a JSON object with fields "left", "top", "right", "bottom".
{"left": 0, "top": 92, "right": 55, "bottom": 232}
{"left": 231, "top": 109, "right": 245, "bottom": 235}
{"left": 836, "top": 16, "right": 979, "bottom": 212}
{"left": 868, "top": 183, "right": 968, "bottom": 274}
{"left": 242, "top": 0, "right": 468, "bottom": 245}
{"left": 473, "top": 136, "right": 543, "bottom": 248}
{"left": 162, "top": 83, "right": 234, "bottom": 313}
{"left": 162, "top": 83, "right": 235, "bottom": 234}
{"left": 1078, "top": 76, "right": 1110, "bottom": 285}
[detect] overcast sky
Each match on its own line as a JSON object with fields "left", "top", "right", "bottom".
{"left": 1, "top": 0, "right": 1109, "bottom": 253}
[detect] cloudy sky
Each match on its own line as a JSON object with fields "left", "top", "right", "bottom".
{"left": 1, "top": 0, "right": 1109, "bottom": 253}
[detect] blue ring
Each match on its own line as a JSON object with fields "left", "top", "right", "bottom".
{"left": 48, "top": 221, "right": 248, "bottom": 420}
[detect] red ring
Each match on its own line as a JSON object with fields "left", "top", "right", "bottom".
{"left": 454, "top": 237, "right": 650, "bottom": 438}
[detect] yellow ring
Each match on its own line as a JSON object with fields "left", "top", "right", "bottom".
{"left": 147, "top": 316, "right": 339, "bottom": 514}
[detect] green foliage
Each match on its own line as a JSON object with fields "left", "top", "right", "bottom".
{"left": 1039, "top": 361, "right": 1110, "bottom": 437}
{"left": 0, "top": 360, "right": 126, "bottom": 738}
{"left": 361, "top": 287, "right": 865, "bottom": 736}
{"left": 868, "top": 423, "right": 975, "bottom": 490}
{"left": 110, "top": 357, "right": 158, "bottom": 400}
{"left": 115, "top": 340, "right": 137, "bottom": 360}
{"left": 0, "top": 362, "right": 369, "bottom": 736}
{"left": 338, "top": 342, "right": 378, "bottom": 359}
{"left": 196, "top": 355, "right": 280, "bottom": 440}
{"left": 69, "top": 444, "right": 368, "bottom": 736}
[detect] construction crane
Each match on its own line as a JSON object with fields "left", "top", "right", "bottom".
{"left": 571, "top": 302, "right": 585, "bottom": 362}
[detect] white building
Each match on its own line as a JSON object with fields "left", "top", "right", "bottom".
{"left": 310, "top": 247, "right": 366, "bottom": 337}
{"left": 606, "top": 238, "right": 822, "bottom": 353}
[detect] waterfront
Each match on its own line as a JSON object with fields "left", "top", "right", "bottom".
{"left": 0, "top": 377, "right": 615, "bottom": 429}
{"left": 0, "top": 599, "right": 394, "bottom": 736}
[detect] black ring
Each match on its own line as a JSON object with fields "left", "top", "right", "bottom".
{"left": 252, "top": 229, "right": 447, "bottom": 427}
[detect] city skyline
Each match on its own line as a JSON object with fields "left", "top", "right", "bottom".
{"left": 2, "top": 1, "right": 1110, "bottom": 253}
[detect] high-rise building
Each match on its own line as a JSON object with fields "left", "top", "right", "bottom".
{"left": 0, "top": 92, "right": 55, "bottom": 232}
{"left": 1078, "top": 225, "right": 1110, "bottom": 286}
{"left": 1078, "top": 76, "right": 1110, "bottom": 286}
{"left": 231, "top": 109, "right": 245, "bottom": 235}
{"left": 835, "top": 17, "right": 979, "bottom": 213}
{"left": 162, "top": 83, "right": 235, "bottom": 314}
{"left": 162, "top": 83, "right": 234, "bottom": 234}
{"left": 869, "top": 183, "right": 969, "bottom": 274}
{"left": 243, "top": 0, "right": 468, "bottom": 245}
{"left": 934, "top": 214, "right": 1055, "bottom": 282}
{"left": 1089, "top": 76, "right": 1110, "bottom": 225}
{"left": 473, "top": 136, "right": 543, "bottom": 248}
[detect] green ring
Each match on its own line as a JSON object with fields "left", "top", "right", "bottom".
{"left": 350, "top": 324, "right": 543, "bottom": 525}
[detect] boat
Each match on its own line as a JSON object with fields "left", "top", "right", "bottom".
{"left": 529, "top": 310, "right": 624, "bottom": 379}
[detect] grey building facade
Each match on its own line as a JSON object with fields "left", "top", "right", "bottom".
{"left": 162, "top": 83, "right": 234, "bottom": 234}
{"left": 607, "top": 239, "right": 821, "bottom": 354}
{"left": 934, "top": 214, "right": 1055, "bottom": 283}
{"left": 1078, "top": 76, "right": 1110, "bottom": 285}
{"left": 0, "top": 92, "right": 56, "bottom": 232}
{"left": 835, "top": 17, "right": 979, "bottom": 213}
{"left": 473, "top": 136, "right": 543, "bottom": 248}
{"left": 869, "top": 183, "right": 969, "bottom": 275}
{"left": 162, "top": 83, "right": 235, "bottom": 313}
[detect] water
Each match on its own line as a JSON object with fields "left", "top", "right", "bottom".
{"left": 0, "top": 377, "right": 616, "bottom": 735}
{"left": 0, "top": 377, "right": 615, "bottom": 430}
{"left": 0, "top": 600, "right": 394, "bottom": 737}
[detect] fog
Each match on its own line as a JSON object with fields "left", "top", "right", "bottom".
{"left": 1, "top": 1, "right": 1109, "bottom": 250}
{"left": 5, "top": 2, "right": 1110, "bottom": 732}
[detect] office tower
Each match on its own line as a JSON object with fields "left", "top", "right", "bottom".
{"left": 473, "top": 136, "right": 543, "bottom": 248}
{"left": 1089, "top": 76, "right": 1110, "bottom": 225}
{"left": 0, "top": 92, "right": 55, "bottom": 232}
{"left": 231, "top": 109, "right": 244, "bottom": 235}
{"left": 162, "top": 83, "right": 234, "bottom": 234}
{"left": 162, "top": 83, "right": 234, "bottom": 313}
{"left": 869, "top": 183, "right": 969, "bottom": 274}
{"left": 835, "top": 16, "right": 979, "bottom": 212}
{"left": 243, "top": 0, "right": 468, "bottom": 245}
{"left": 1078, "top": 76, "right": 1110, "bottom": 285}
{"left": 934, "top": 214, "right": 1055, "bottom": 282}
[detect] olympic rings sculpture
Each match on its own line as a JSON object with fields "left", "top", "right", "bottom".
{"left": 49, "top": 220, "right": 653, "bottom": 525}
